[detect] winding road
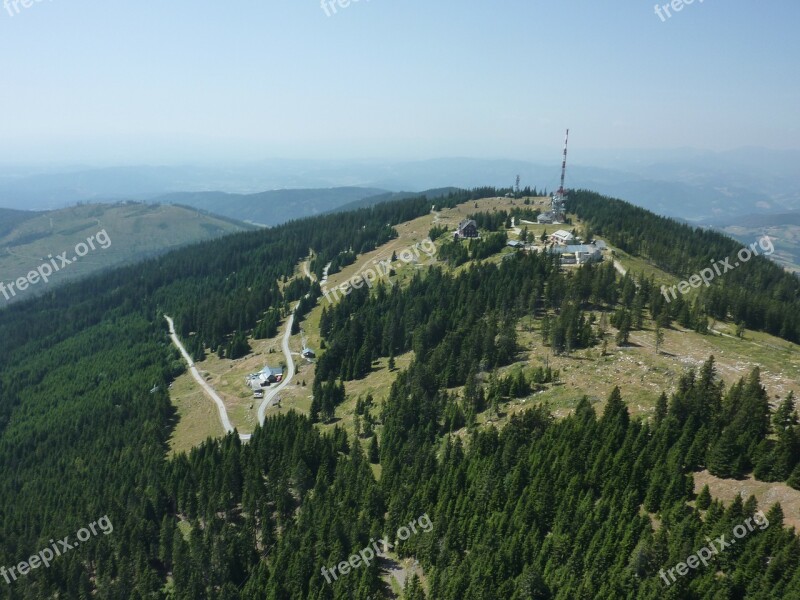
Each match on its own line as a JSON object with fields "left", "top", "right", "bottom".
{"left": 165, "top": 307, "right": 297, "bottom": 442}
{"left": 164, "top": 315, "right": 244, "bottom": 439}
{"left": 257, "top": 310, "right": 296, "bottom": 425}
{"left": 302, "top": 258, "right": 330, "bottom": 284}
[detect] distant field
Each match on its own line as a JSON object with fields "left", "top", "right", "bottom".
{"left": 0, "top": 202, "right": 254, "bottom": 305}
{"left": 722, "top": 223, "right": 800, "bottom": 273}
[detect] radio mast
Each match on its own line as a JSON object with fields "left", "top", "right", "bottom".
{"left": 558, "top": 128, "right": 569, "bottom": 196}
{"left": 551, "top": 128, "right": 569, "bottom": 222}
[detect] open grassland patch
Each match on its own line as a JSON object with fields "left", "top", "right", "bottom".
{"left": 695, "top": 470, "right": 800, "bottom": 531}
{"left": 167, "top": 372, "right": 221, "bottom": 456}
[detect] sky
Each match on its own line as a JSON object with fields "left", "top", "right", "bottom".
{"left": 0, "top": 0, "right": 798, "bottom": 166}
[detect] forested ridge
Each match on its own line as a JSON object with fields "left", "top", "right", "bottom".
{"left": 567, "top": 190, "right": 800, "bottom": 342}
{"left": 0, "top": 187, "right": 483, "bottom": 598}
{"left": 1, "top": 188, "right": 799, "bottom": 598}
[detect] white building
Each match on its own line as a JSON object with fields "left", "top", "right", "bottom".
{"left": 550, "top": 230, "right": 575, "bottom": 246}
{"left": 550, "top": 244, "right": 602, "bottom": 265}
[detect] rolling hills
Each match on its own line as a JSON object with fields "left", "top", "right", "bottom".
{"left": 151, "top": 186, "right": 388, "bottom": 226}
{"left": 0, "top": 207, "right": 38, "bottom": 238}
{"left": 0, "top": 202, "right": 254, "bottom": 305}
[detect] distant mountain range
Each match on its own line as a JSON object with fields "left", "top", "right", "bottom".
{"left": 2, "top": 149, "right": 799, "bottom": 232}
{"left": 330, "top": 187, "right": 462, "bottom": 213}
{"left": 150, "top": 187, "right": 388, "bottom": 227}
{"left": 709, "top": 211, "right": 800, "bottom": 229}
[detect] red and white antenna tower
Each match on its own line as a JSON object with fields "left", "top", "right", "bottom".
{"left": 558, "top": 128, "right": 569, "bottom": 195}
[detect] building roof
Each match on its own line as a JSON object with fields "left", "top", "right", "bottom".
{"left": 550, "top": 244, "right": 600, "bottom": 254}
{"left": 507, "top": 240, "right": 523, "bottom": 247}
{"left": 551, "top": 229, "right": 574, "bottom": 240}
{"left": 259, "top": 366, "right": 283, "bottom": 376}
{"left": 458, "top": 218, "right": 477, "bottom": 229}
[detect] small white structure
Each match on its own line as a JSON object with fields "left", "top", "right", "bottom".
{"left": 259, "top": 366, "right": 283, "bottom": 382}
{"left": 550, "top": 244, "right": 602, "bottom": 265}
{"left": 245, "top": 365, "right": 283, "bottom": 390}
{"left": 550, "top": 230, "right": 575, "bottom": 246}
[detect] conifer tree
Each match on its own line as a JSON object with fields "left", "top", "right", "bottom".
{"left": 708, "top": 428, "right": 742, "bottom": 478}
{"left": 696, "top": 484, "right": 712, "bottom": 510}
{"left": 369, "top": 435, "right": 380, "bottom": 464}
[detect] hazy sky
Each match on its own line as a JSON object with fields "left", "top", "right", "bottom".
{"left": 1, "top": 0, "right": 798, "bottom": 165}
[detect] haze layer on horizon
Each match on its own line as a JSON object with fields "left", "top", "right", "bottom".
{"left": 0, "top": 0, "right": 798, "bottom": 166}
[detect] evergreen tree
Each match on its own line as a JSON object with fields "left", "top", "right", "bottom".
{"left": 403, "top": 574, "right": 426, "bottom": 600}
{"left": 708, "top": 428, "right": 742, "bottom": 478}
{"left": 227, "top": 332, "right": 251, "bottom": 359}
{"left": 788, "top": 463, "right": 800, "bottom": 490}
{"left": 696, "top": 484, "right": 712, "bottom": 510}
{"left": 654, "top": 323, "right": 664, "bottom": 354}
{"left": 655, "top": 392, "right": 668, "bottom": 426}
{"left": 615, "top": 311, "right": 631, "bottom": 346}
{"left": 773, "top": 392, "right": 798, "bottom": 432}
{"left": 369, "top": 435, "right": 380, "bottom": 464}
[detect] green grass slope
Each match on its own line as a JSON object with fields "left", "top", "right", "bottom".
{"left": 0, "top": 202, "right": 254, "bottom": 305}
{"left": 0, "top": 207, "right": 39, "bottom": 238}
